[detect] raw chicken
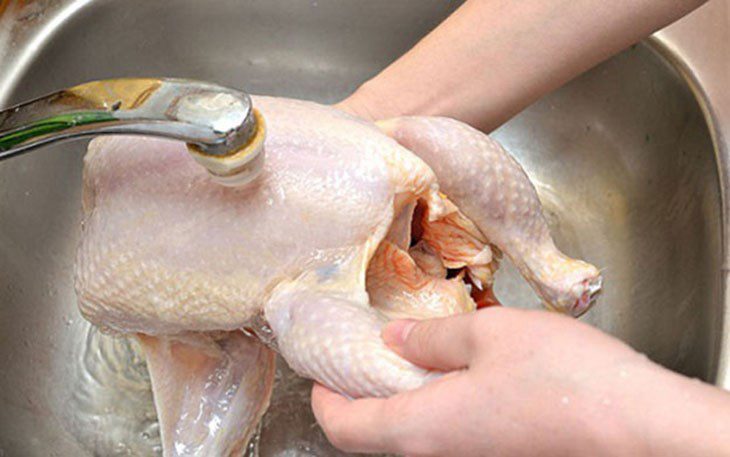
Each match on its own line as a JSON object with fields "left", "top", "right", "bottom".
{"left": 379, "top": 117, "right": 602, "bottom": 315}
{"left": 74, "top": 96, "right": 601, "bottom": 455}
{"left": 138, "top": 332, "right": 274, "bottom": 456}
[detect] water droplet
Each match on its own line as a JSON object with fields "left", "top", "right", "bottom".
{"left": 561, "top": 396, "right": 570, "bottom": 405}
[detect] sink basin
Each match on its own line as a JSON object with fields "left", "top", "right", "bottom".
{"left": 0, "top": 1, "right": 725, "bottom": 455}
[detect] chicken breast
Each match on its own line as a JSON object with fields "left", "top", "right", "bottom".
{"left": 74, "top": 96, "right": 601, "bottom": 455}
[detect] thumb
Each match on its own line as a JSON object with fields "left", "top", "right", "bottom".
{"left": 382, "top": 313, "right": 477, "bottom": 371}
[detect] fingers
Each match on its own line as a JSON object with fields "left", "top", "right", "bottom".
{"left": 382, "top": 312, "right": 479, "bottom": 371}
{"left": 311, "top": 383, "right": 397, "bottom": 454}
{"left": 313, "top": 374, "right": 472, "bottom": 455}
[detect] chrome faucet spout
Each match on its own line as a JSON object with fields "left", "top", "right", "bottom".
{"left": 0, "top": 78, "right": 265, "bottom": 185}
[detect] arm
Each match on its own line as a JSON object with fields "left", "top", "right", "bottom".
{"left": 339, "top": 0, "right": 708, "bottom": 130}
{"left": 312, "top": 308, "right": 730, "bottom": 456}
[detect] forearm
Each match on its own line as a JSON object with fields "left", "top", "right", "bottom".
{"left": 344, "top": 0, "right": 707, "bottom": 130}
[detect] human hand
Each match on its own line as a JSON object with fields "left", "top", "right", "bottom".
{"left": 311, "top": 307, "right": 730, "bottom": 456}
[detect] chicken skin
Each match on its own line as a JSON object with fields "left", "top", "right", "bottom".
{"left": 75, "top": 96, "right": 601, "bottom": 455}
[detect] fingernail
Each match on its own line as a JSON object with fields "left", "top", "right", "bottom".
{"left": 382, "top": 319, "right": 417, "bottom": 348}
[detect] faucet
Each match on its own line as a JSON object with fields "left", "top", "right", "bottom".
{"left": 0, "top": 78, "right": 265, "bottom": 186}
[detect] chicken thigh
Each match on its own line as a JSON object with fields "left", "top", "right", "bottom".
{"left": 379, "top": 117, "right": 602, "bottom": 315}
{"left": 74, "top": 96, "right": 601, "bottom": 455}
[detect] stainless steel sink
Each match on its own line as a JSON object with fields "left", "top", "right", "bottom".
{"left": 0, "top": 1, "right": 727, "bottom": 456}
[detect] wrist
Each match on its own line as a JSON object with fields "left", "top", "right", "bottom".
{"left": 570, "top": 358, "right": 665, "bottom": 456}
{"left": 621, "top": 362, "right": 730, "bottom": 456}
{"left": 561, "top": 357, "right": 701, "bottom": 456}
{"left": 337, "top": 78, "right": 411, "bottom": 122}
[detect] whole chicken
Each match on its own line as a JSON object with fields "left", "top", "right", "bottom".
{"left": 74, "top": 96, "right": 601, "bottom": 455}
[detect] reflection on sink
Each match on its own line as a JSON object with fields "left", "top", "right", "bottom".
{"left": 0, "top": 1, "right": 723, "bottom": 456}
